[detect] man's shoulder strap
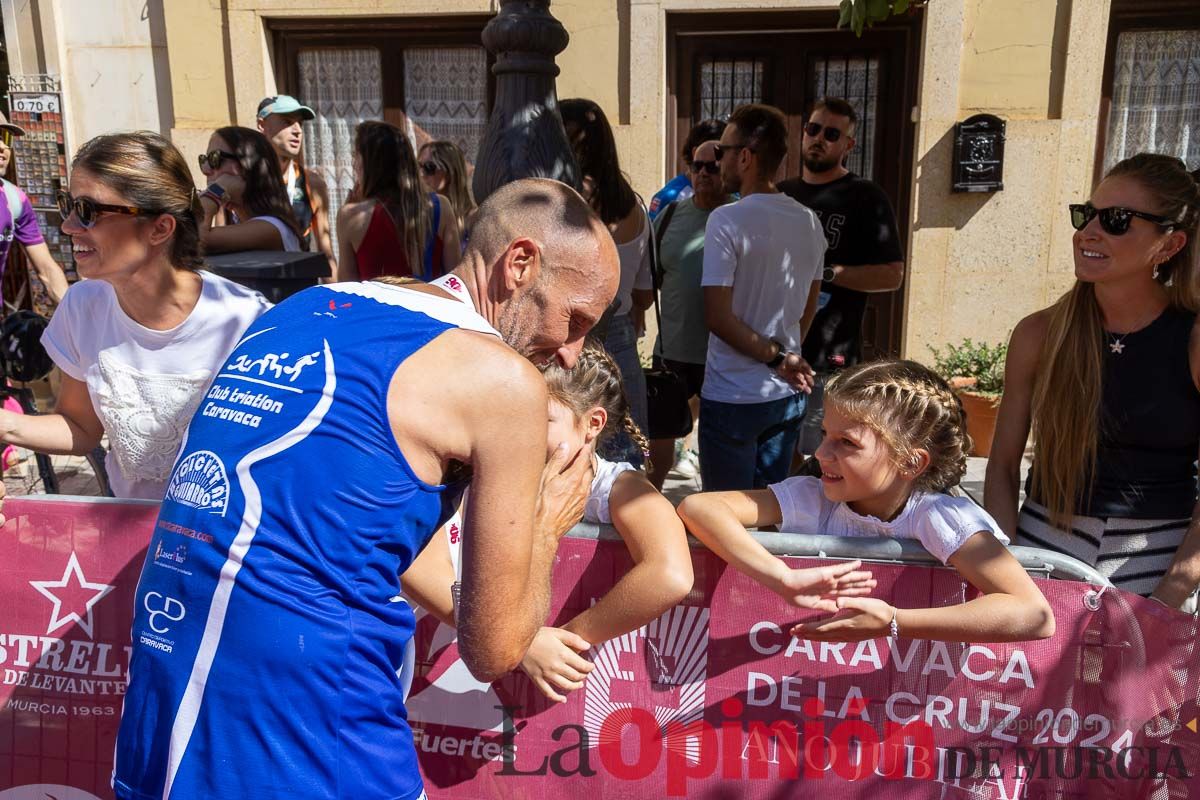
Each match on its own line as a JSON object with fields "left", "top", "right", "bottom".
{"left": 654, "top": 199, "right": 680, "bottom": 252}
{"left": 1, "top": 180, "right": 24, "bottom": 221}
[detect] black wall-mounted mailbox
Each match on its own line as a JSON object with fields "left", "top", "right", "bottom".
{"left": 953, "top": 114, "right": 1005, "bottom": 193}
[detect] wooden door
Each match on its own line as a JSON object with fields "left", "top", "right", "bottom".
{"left": 670, "top": 10, "right": 921, "bottom": 359}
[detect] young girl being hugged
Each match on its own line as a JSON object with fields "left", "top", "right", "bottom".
{"left": 678, "top": 359, "right": 1056, "bottom": 643}
{"left": 402, "top": 343, "right": 697, "bottom": 702}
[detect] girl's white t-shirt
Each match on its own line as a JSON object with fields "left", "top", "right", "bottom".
{"left": 769, "top": 475, "right": 1009, "bottom": 564}
{"left": 444, "top": 455, "right": 636, "bottom": 579}
{"left": 42, "top": 270, "right": 271, "bottom": 499}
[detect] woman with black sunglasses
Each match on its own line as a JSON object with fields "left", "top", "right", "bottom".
{"left": 985, "top": 153, "right": 1200, "bottom": 613}
{"left": 197, "top": 126, "right": 305, "bottom": 253}
{"left": 0, "top": 131, "right": 271, "bottom": 500}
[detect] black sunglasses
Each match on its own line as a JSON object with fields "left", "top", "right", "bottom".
{"left": 420, "top": 160, "right": 442, "bottom": 176}
{"left": 713, "top": 143, "right": 749, "bottom": 161}
{"left": 198, "top": 149, "right": 238, "bottom": 171}
{"left": 0, "top": 130, "right": 12, "bottom": 147}
{"left": 1069, "top": 203, "right": 1177, "bottom": 236}
{"left": 57, "top": 191, "right": 155, "bottom": 229}
{"left": 691, "top": 160, "right": 720, "bottom": 175}
{"left": 804, "top": 122, "right": 845, "bottom": 143}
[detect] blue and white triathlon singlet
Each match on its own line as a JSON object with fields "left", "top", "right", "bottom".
{"left": 113, "top": 277, "right": 497, "bottom": 800}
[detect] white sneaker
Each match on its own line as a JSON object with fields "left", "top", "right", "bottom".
{"left": 673, "top": 448, "right": 700, "bottom": 478}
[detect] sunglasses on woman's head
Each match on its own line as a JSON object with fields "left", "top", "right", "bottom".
{"left": 691, "top": 160, "right": 720, "bottom": 175}
{"left": 197, "top": 149, "right": 238, "bottom": 171}
{"left": 56, "top": 191, "right": 154, "bottom": 229}
{"left": 804, "top": 122, "right": 845, "bottom": 143}
{"left": 419, "top": 160, "right": 442, "bottom": 176}
{"left": 1068, "top": 202, "right": 1177, "bottom": 236}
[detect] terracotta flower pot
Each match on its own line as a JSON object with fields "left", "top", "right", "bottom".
{"left": 958, "top": 390, "right": 1000, "bottom": 457}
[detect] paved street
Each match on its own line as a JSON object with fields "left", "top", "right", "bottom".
{"left": 3, "top": 447, "right": 106, "bottom": 497}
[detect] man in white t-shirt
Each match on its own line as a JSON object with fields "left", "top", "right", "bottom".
{"left": 699, "top": 103, "right": 826, "bottom": 491}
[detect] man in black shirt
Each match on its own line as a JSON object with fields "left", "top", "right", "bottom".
{"left": 779, "top": 96, "right": 905, "bottom": 453}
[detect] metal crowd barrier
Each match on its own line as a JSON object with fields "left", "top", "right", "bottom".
{"left": 24, "top": 493, "right": 1113, "bottom": 589}
{"left": 564, "top": 521, "right": 1115, "bottom": 588}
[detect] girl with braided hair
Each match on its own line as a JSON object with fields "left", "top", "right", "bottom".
{"left": 679, "top": 359, "right": 1056, "bottom": 643}
{"left": 400, "top": 342, "right": 695, "bottom": 703}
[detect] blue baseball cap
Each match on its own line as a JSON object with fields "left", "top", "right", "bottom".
{"left": 257, "top": 95, "right": 316, "bottom": 121}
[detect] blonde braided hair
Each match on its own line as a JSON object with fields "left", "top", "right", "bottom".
{"left": 372, "top": 275, "right": 424, "bottom": 287}
{"left": 824, "top": 360, "right": 972, "bottom": 493}
{"left": 541, "top": 341, "right": 650, "bottom": 463}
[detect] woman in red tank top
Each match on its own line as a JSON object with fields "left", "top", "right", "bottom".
{"left": 335, "top": 121, "right": 459, "bottom": 282}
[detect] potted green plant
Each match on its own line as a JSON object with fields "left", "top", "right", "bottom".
{"left": 928, "top": 338, "right": 1007, "bottom": 457}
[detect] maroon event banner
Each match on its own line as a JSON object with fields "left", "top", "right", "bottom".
{"left": 2, "top": 497, "right": 1199, "bottom": 800}
{"left": 0, "top": 497, "right": 153, "bottom": 800}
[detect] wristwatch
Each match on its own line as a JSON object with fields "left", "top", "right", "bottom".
{"left": 202, "top": 183, "right": 227, "bottom": 204}
{"left": 765, "top": 339, "right": 787, "bottom": 369}
{"left": 822, "top": 265, "right": 837, "bottom": 283}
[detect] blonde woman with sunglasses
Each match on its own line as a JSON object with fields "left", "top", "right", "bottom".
{"left": 0, "top": 132, "right": 270, "bottom": 501}
{"left": 984, "top": 153, "right": 1200, "bottom": 613}
{"left": 0, "top": 111, "right": 68, "bottom": 303}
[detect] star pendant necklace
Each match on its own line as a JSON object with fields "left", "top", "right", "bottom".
{"left": 1106, "top": 307, "right": 1163, "bottom": 354}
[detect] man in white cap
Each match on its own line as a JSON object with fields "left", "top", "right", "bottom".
{"left": 257, "top": 94, "right": 335, "bottom": 277}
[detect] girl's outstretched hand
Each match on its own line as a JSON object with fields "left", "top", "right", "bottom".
{"left": 778, "top": 560, "right": 876, "bottom": 613}
{"left": 519, "top": 626, "right": 594, "bottom": 703}
{"left": 790, "top": 596, "right": 896, "bottom": 642}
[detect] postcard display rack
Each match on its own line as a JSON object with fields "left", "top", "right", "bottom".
{"left": 7, "top": 75, "right": 74, "bottom": 287}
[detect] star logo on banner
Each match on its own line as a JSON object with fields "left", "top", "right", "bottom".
{"left": 29, "top": 551, "right": 114, "bottom": 639}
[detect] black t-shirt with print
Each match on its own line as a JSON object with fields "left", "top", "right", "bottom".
{"left": 779, "top": 173, "right": 903, "bottom": 371}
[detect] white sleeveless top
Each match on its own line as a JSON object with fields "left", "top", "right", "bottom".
{"left": 611, "top": 206, "right": 653, "bottom": 316}
{"left": 585, "top": 456, "right": 637, "bottom": 524}
{"left": 251, "top": 215, "right": 302, "bottom": 252}
{"left": 769, "top": 476, "right": 1009, "bottom": 565}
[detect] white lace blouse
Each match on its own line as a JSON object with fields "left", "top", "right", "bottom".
{"left": 42, "top": 271, "right": 270, "bottom": 499}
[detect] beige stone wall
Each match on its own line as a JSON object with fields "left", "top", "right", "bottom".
{"left": 904, "top": 0, "right": 1110, "bottom": 357}
{"left": 169, "top": 0, "right": 1111, "bottom": 358}
{"left": 3, "top": 0, "right": 172, "bottom": 154}
{"left": 4, "top": 0, "right": 1114, "bottom": 357}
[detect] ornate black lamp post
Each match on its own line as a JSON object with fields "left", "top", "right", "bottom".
{"left": 473, "top": 0, "right": 580, "bottom": 204}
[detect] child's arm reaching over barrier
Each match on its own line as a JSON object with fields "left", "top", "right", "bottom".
{"left": 793, "top": 528, "right": 1056, "bottom": 644}
{"left": 399, "top": 458, "right": 697, "bottom": 703}
{"left": 522, "top": 468, "right": 695, "bottom": 701}
{"left": 677, "top": 488, "right": 877, "bottom": 612}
